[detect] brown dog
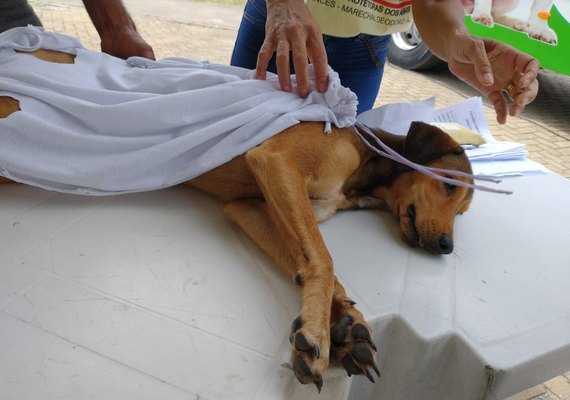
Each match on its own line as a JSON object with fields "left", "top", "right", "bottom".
{"left": 0, "top": 49, "right": 474, "bottom": 391}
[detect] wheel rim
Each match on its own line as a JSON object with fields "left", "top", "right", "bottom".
{"left": 390, "top": 24, "right": 422, "bottom": 51}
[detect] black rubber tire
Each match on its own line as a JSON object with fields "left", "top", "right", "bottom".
{"left": 387, "top": 31, "right": 446, "bottom": 71}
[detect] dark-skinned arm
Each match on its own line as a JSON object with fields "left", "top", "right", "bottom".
{"left": 82, "top": 0, "right": 155, "bottom": 60}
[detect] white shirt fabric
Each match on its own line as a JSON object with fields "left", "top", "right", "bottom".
{"left": 0, "top": 26, "right": 357, "bottom": 195}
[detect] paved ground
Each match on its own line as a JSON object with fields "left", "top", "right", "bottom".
{"left": 25, "top": 1, "right": 570, "bottom": 399}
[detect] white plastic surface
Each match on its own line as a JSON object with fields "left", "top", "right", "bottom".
{"left": 1, "top": 173, "right": 569, "bottom": 400}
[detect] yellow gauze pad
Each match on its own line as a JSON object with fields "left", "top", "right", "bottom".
{"left": 429, "top": 122, "right": 486, "bottom": 146}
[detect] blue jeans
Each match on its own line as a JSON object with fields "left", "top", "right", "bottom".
{"left": 230, "top": 0, "right": 390, "bottom": 114}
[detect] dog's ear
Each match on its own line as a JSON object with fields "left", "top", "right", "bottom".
{"left": 402, "top": 121, "right": 463, "bottom": 166}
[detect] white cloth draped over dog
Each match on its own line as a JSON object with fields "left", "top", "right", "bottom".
{"left": 0, "top": 26, "right": 357, "bottom": 195}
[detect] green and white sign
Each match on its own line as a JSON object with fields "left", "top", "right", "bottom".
{"left": 464, "top": 1, "right": 570, "bottom": 76}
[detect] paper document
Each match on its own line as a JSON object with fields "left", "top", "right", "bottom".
{"left": 356, "top": 97, "right": 548, "bottom": 177}
{"left": 433, "top": 97, "right": 493, "bottom": 141}
{"left": 356, "top": 97, "right": 435, "bottom": 135}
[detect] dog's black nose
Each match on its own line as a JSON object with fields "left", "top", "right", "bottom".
{"left": 438, "top": 234, "right": 454, "bottom": 254}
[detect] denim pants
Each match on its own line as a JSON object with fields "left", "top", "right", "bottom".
{"left": 230, "top": 0, "right": 390, "bottom": 114}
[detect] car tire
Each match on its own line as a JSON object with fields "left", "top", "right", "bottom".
{"left": 387, "top": 25, "right": 446, "bottom": 71}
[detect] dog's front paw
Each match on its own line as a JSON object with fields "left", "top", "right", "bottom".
{"left": 330, "top": 310, "right": 380, "bottom": 382}
{"left": 472, "top": 12, "right": 494, "bottom": 27}
{"left": 289, "top": 316, "right": 330, "bottom": 392}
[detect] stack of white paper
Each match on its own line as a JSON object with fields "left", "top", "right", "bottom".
{"left": 357, "top": 97, "right": 549, "bottom": 177}
{"left": 433, "top": 97, "right": 548, "bottom": 176}
{"left": 465, "top": 142, "right": 526, "bottom": 161}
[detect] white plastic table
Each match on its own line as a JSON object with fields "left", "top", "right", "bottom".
{"left": 1, "top": 172, "right": 569, "bottom": 400}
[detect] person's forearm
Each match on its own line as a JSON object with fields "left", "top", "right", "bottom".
{"left": 82, "top": 0, "right": 137, "bottom": 38}
{"left": 412, "top": 0, "right": 468, "bottom": 62}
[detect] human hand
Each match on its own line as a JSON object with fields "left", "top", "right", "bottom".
{"left": 100, "top": 27, "right": 156, "bottom": 60}
{"left": 257, "top": 0, "right": 329, "bottom": 97}
{"left": 446, "top": 32, "right": 539, "bottom": 124}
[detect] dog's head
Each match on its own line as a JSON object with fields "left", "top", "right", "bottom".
{"left": 373, "top": 122, "right": 474, "bottom": 255}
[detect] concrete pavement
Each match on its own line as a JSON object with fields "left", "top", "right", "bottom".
{"left": 24, "top": 1, "right": 570, "bottom": 398}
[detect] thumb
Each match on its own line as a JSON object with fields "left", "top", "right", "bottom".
{"left": 143, "top": 49, "right": 156, "bottom": 61}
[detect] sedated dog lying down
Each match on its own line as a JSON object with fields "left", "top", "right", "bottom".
{"left": 0, "top": 49, "right": 475, "bottom": 391}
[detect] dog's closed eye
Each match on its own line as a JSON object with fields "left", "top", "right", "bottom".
{"left": 444, "top": 181, "right": 457, "bottom": 196}
{"left": 407, "top": 204, "right": 416, "bottom": 220}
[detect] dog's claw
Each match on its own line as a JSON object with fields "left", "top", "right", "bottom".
{"left": 292, "top": 353, "right": 324, "bottom": 391}
{"left": 342, "top": 355, "right": 364, "bottom": 376}
{"left": 314, "top": 374, "right": 323, "bottom": 393}
{"left": 331, "top": 314, "right": 354, "bottom": 346}
{"left": 344, "top": 297, "right": 357, "bottom": 306}
{"left": 352, "top": 342, "right": 374, "bottom": 365}
{"left": 292, "top": 316, "right": 303, "bottom": 331}
{"left": 372, "top": 363, "right": 381, "bottom": 377}
{"left": 331, "top": 313, "right": 379, "bottom": 382}
{"left": 352, "top": 323, "right": 371, "bottom": 341}
{"left": 289, "top": 316, "right": 303, "bottom": 344}
{"left": 294, "top": 332, "right": 320, "bottom": 359}
{"left": 293, "top": 357, "right": 312, "bottom": 382}
{"left": 352, "top": 323, "right": 378, "bottom": 351}
{"left": 365, "top": 369, "right": 375, "bottom": 383}
{"left": 294, "top": 332, "right": 311, "bottom": 351}
{"left": 290, "top": 315, "right": 326, "bottom": 389}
